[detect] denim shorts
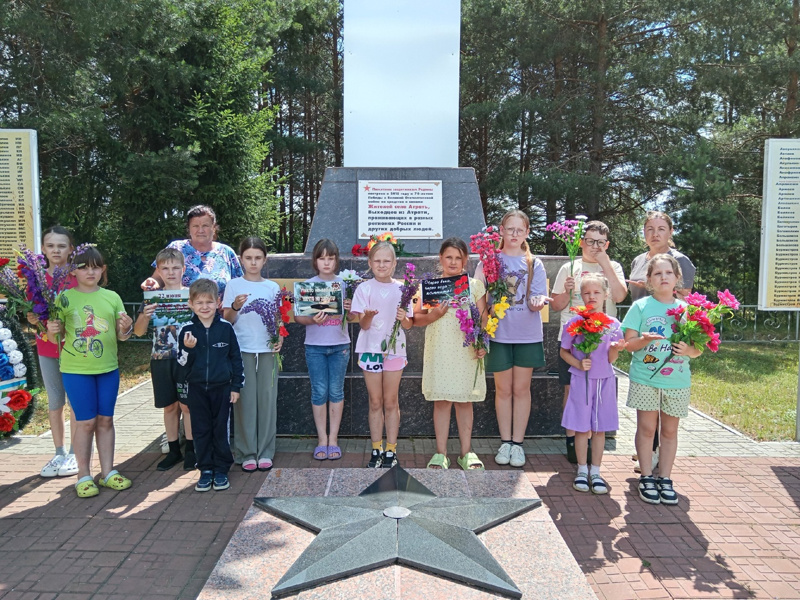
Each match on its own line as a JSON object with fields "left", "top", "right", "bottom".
{"left": 305, "top": 344, "right": 350, "bottom": 406}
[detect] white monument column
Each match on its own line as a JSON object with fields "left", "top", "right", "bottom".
{"left": 343, "top": 0, "right": 461, "bottom": 168}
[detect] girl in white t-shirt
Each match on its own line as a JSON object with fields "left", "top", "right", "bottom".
{"left": 350, "top": 241, "right": 413, "bottom": 469}
{"left": 295, "top": 239, "right": 357, "bottom": 461}
{"left": 222, "top": 237, "right": 281, "bottom": 472}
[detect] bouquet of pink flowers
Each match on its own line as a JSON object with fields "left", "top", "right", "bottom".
{"left": 546, "top": 216, "right": 587, "bottom": 301}
{"left": 383, "top": 263, "right": 418, "bottom": 354}
{"left": 469, "top": 226, "right": 524, "bottom": 315}
{"left": 651, "top": 289, "right": 740, "bottom": 378}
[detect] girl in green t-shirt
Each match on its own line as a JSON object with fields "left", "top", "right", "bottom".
{"left": 621, "top": 254, "right": 703, "bottom": 507}
{"left": 48, "top": 245, "right": 134, "bottom": 498}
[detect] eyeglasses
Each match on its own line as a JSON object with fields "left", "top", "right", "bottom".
{"left": 583, "top": 238, "right": 607, "bottom": 247}
{"left": 503, "top": 228, "right": 527, "bottom": 236}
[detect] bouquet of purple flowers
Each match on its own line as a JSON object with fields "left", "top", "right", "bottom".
{"left": 16, "top": 245, "right": 73, "bottom": 326}
{"left": 0, "top": 257, "right": 31, "bottom": 319}
{"left": 239, "top": 288, "right": 293, "bottom": 382}
{"left": 382, "top": 263, "right": 419, "bottom": 354}
{"left": 453, "top": 297, "right": 491, "bottom": 388}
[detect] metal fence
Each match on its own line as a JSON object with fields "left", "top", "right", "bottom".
{"left": 615, "top": 304, "right": 800, "bottom": 343}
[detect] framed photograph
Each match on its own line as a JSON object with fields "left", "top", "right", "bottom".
{"left": 421, "top": 274, "right": 470, "bottom": 310}
{"left": 293, "top": 281, "right": 343, "bottom": 317}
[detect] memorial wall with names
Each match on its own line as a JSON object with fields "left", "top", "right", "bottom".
{"left": 0, "top": 130, "right": 40, "bottom": 257}
{"left": 759, "top": 139, "right": 800, "bottom": 310}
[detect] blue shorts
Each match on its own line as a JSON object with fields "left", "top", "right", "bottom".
{"left": 62, "top": 370, "right": 121, "bottom": 421}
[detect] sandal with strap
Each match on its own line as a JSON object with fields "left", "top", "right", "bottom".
{"left": 573, "top": 473, "right": 590, "bottom": 493}
{"left": 590, "top": 473, "right": 609, "bottom": 495}
{"left": 98, "top": 470, "right": 131, "bottom": 491}
{"left": 313, "top": 445, "right": 328, "bottom": 460}
{"left": 75, "top": 476, "right": 99, "bottom": 498}
{"left": 457, "top": 452, "right": 485, "bottom": 471}
{"left": 426, "top": 453, "right": 450, "bottom": 470}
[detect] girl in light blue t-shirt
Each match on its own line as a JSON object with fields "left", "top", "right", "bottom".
{"left": 622, "top": 254, "right": 703, "bottom": 507}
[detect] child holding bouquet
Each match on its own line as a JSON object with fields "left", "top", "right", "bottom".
{"left": 350, "top": 241, "right": 414, "bottom": 468}
{"left": 294, "top": 239, "right": 357, "bottom": 461}
{"left": 474, "top": 210, "right": 550, "bottom": 469}
{"left": 560, "top": 274, "right": 626, "bottom": 494}
{"left": 222, "top": 237, "right": 283, "bottom": 472}
{"left": 414, "top": 238, "right": 488, "bottom": 470}
{"left": 26, "top": 226, "right": 78, "bottom": 478}
{"left": 622, "top": 254, "right": 700, "bottom": 505}
{"left": 47, "top": 245, "right": 134, "bottom": 498}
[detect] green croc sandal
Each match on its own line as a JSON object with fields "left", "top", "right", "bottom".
{"left": 457, "top": 452, "right": 485, "bottom": 471}
{"left": 426, "top": 453, "right": 450, "bottom": 470}
{"left": 75, "top": 477, "right": 99, "bottom": 498}
{"left": 98, "top": 470, "right": 131, "bottom": 491}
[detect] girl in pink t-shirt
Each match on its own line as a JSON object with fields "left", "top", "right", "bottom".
{"left": 27, "top": 226, "right": 78, "bottom": 478}
{"left": 295, "top": 239, "right": 357, "bottom": 462}
{"left": 350, "top": 242, "right": 413, "bottom": 469}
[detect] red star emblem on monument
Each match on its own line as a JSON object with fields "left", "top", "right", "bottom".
{"left": 363, "top": 184, "right": 370, "bottom": 191}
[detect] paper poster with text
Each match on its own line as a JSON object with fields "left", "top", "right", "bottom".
{"left": 358, "top": 180, "right": 443, "bottom": 239}
{"left": 421, "top": 275, "right": 470, "bottom": 310}
{"left": 143, "top": 290, "right": 192, "bottom": 359}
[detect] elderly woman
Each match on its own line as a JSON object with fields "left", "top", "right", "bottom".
{"left": 141, "top": 205, "right": 243, "bottom": 297}
{"left": 627, "top": 210, "right": 696, "bottom": 473}
{"left": 628, "top": 211, "right": 695, "bottom": 301}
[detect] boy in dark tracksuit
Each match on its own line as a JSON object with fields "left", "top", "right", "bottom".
{"left": 178, "top": 279, "right": 244, "bottom": 492}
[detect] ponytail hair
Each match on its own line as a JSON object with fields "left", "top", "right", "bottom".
{"left": 644, "top": 211, "right": 676, "bottom": 249}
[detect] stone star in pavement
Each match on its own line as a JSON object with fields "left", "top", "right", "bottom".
{"left": 254, "top": 465, "right": 541, "bottom": 598}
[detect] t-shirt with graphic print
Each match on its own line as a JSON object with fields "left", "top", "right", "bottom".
{"left": 621, "top": 296, "right": 691, "bottom": 389}
{"left": 56, "top": 288, "right": 126, "bottom": 375}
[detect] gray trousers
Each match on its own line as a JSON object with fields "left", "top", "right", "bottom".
{"left": 233, "top": 352, "right": 278, "bottom": 463}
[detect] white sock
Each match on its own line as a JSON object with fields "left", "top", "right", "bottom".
{"left": 577, "top": 464, "right": 588, "bottom": 476}
{"left": 590, "top": 465, "right": 601, "bottom": 477}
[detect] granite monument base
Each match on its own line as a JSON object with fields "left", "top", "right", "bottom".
{"left": 199, "top": 468, "right": 596, "bottom": 600}
{"left": 264, "top": 254, "right": 572, "bottom": 437}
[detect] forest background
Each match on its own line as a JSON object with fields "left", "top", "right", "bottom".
{"left": 2, "top": 0, "right": 797, "bottom": 301}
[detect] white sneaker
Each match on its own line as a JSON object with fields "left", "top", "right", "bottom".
{"left": 41, "top": 454, "right": 65, "bottom": 478}
{"left": 509, "top": 444, "right": 526, "bottom": 468}
{"left": 57, "top": 454, "right": 78, "bottom": 476}
{"left": 160, "top": 433, "right": 169, "bottom": 454}
{"left": 494, "top": 442, "right": 512, "bottom": 465}
{"left": 652, "top": 448, "right": 660, "bottom": 471}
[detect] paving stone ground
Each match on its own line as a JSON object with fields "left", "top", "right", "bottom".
{"left": 1, "top": 376, "right": 800, "bottom": 599}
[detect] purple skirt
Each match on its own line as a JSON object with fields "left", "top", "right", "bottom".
{"left": 561, "top": 374, "right": 619, "bottom": 433}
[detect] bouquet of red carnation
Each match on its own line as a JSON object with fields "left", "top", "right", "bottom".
{"left": 383, "top": 263, "right": 418, "bottom": 354}
{"left": 653, "top": 289, "right": 740, "bottom": 378}
{"left": 240, "top": 288, "right": 293, "bottom": 381}
{"left": 0, "top": 388, "right": 38, "bottom": 434}
{"left": 566, "top": 305, "right": 617, "bottom": 404}
{"left": 469, "top": 226, "right": 525, "bottom": 318}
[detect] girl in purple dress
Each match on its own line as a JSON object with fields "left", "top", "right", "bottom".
{"left": 560, "top": 273, "right": 626, "bottom": 495}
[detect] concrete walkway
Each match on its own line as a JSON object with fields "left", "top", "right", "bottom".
{"left": 1, "top": 376, "right": 800, "bottom": 599}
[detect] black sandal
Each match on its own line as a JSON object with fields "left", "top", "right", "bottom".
{"left": 573, "top": 474, "right": 590, "bottom": 492}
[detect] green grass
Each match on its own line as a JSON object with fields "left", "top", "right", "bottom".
{"left": 24, "top": 342, "right": 152, "bottom": 436}
{"left": 615, "top": 343, "right": 799, "bottom": 442}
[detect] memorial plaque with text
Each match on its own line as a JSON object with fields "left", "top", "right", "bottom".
{"left": 0, "top": 130, "right": 40, "bottom": 257}
{"left": 759, "top": 139, "right": 800, "bottom": 310}
{"left": 358, "top": 180, "right": 442, "bottom": 239}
